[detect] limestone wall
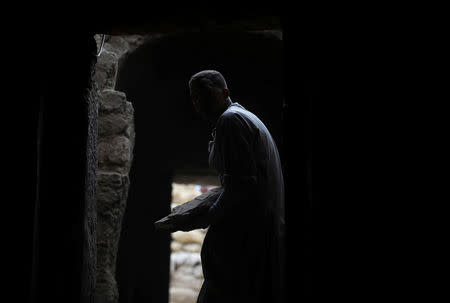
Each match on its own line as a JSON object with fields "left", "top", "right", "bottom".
{"left": 93, "top": 34, "right": 225, "bottom": 303}
{"left": 94, "top": 35, "right": 138, "bottom": 303}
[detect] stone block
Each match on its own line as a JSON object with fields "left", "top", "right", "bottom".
{"left": 172, "top": 183, "right": 202, "bottom": 204}
{"left": 172, "top": 230, "right": 205, "bottom": 244}
{"left": 170, "top": 271, "right": 203, "bottom": 291}
{"left": 95, "top": 271, "right": 119, "bottom": 303}
{"left": 182, "top": 243, "right": 201, "bottom": 253}
{"left": 193, "top": 265, "right": 203, "bottom": 279}
{"left": 97, "top": 172, "right": 124, "bottom": 206}
{"left": 169, "top": 287, "right": 198, "bottom": 303}
{"left": 99, "top": 89, "right": 127, "bottom": 114}
{"left": 94, "top": 50, "right": 118, "bottom": 91}
{"left": 171, "top": 241, "right": 182, "bottom": 252}
{"left": 108, "top": 136, "right": 132, "bottom": 165}
{"left": 98, "top": 113, "right": 132, "bottom": 137}
{"left": 98, "top": 136, "right": 132, "bottom": 171}
{"left": 171, "top": 251, "right": 202, "bottom": 267}
{"left": 98, "top": 171, "right": 124, "bottom": 188}
{"left": 103, "top": 36, "right": 130, "bottom": 58}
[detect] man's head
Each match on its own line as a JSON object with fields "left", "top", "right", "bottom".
{"left": 189, "top": 70, "right": 231, "bottom": 123}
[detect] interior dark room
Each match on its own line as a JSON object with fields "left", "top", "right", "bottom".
{"left": 3, "top": 12, "right": 400, "bottom": 303}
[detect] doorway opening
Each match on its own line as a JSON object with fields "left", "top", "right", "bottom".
{"left": 109, "top": 30, "right": 284, "bottom": 302}
{"left": 169, "top": 174, "right": 219, "bottom": 303}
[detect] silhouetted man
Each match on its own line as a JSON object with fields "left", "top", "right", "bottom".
{"left": 190, "top": 70, "right": 286, "bottom": 303}
{"left": 156, "top": 70, "right": 285, "bottom": 303}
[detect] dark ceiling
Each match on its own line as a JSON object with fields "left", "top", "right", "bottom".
{"left": 86, "top": 15, "right": 283, "bottom": 35}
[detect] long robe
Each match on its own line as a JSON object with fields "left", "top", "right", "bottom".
{"left": 197, "top": 102, "right": 286, "bottom": 303}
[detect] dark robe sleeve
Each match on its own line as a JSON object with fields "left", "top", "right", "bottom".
{"left": 154, "top": 187, "right": 223, "bottom": 232}
{"left": 207, "top": 112, "right": 258, "bottom": 225}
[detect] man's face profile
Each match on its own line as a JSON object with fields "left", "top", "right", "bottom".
{"left": 190, "top": 84, "right": 214, "bottom": 120}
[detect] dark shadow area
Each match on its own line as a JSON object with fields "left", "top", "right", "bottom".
{"left": 115, "top": 31, "right": 284, "bottom": 303}
{"left": 5, "top": 12, "right": 418, "bottom": 303}
{"left": 12, "top": 33, "right": 99, "bottom": 303}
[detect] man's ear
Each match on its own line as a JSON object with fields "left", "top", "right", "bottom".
{"left": 223, "top": 88, "right": 229, "bottom": 97}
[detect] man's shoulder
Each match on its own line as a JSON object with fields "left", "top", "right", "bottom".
{"left": 216, "top": 111, "right": 239, "bottom": 131}
{"left": 221, "top": 103, "right": 251, "bottom": 119}
{"left": 218, "top": 105, "right": 249, "bottom": 127}
{"left": 217, "top": 105, "right": 260, "bottom": 137}
{"left": 221, "top": 103, "right": 272, "bottom": 138}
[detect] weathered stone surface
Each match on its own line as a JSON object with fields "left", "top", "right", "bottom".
{"left": 193, "top": 265, "right": 203, "bottom": 279}
{"left": 98, "top": 136, "right": 132, "bottom": 172}
{"left": 98, "top": 171, "right": 123, "bottom": 188}
{"left": 182, "top": 243, "right": 201, "bottom": 253}
{"left": 171, "top": 241, "right": 182, "bottom": 252}
{"left": 97, "top": 172, "right": 128, "bottom": 210}
{"left": 96, "top": 171, "right": 129, "bottom": 303}
{"left": 95, "top": 36, "right": 136, "bottom": 303}
{"left": 94, "top": 274, "right": 119, "bottom": 303}
{"left": 170, "top": 271, "right": 203, "bottom": 292}
{"left": 96, "top": 107, "right": 134, "bottom": 303}
{"left": 98, "top": 113, "right": 132, "bottom": 137}
{"left": 103, "top": 36, "right": 130, "bottom": 58}
{"left": 96, "top": 172, "right": 128, "bottom": 253}
{"left": 108, "top": 136, "right": 131, "bottom": 165}
{"left": 97, "top": 241, "right": 116, "bottom": 271}
{"left": 172, "top": 183, "right": 202, "bottom": 204}
{"left": 172, "top": 230, "right": 205, "bottom": 244}
{"left": 99, "top": 89, "right": 127, "bottom": 114}
{"left": 97, "top": 187, "right": 121, "bottom": 212}
{"left": 83, "top": 44, "right": 99, "bottom": 302}
{"left": 169, "top": 287, "right": 198, "bottom": 303}
{"left": 171, "top": 251, "right": 202, "bottom": 268}
{"left": 94, "top": 50, "right": 118, "bottom": 91}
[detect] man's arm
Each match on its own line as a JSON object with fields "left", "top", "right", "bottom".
{"left": 206, "top": 112, "right": 257, "bottom": 225}
{"left": 207, "top": 174, "right": 256, "bottom": 225}
{"left": 155, "top": 187, "right": 223, "bottom": 232}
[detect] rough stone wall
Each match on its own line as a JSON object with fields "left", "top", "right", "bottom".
{"left": 82, "top": 43, "right": 100, "bottom": 303}
{"left": 94, "top": 35, "right": 141, "bottom": 303}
